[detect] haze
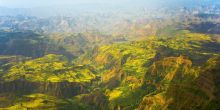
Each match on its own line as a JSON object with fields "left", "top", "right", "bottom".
{"left": 0, "top": 0, "right": 129, "bottom": 8}
{"left": 0, "top": 0, "right": 218, "bottom": 8}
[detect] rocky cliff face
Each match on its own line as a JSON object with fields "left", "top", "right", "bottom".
{"left": 0, "top": 80, "right": 88, "bottom": 97}
{"left": 137, "top": 56, "right": 194, "bottom": 110}
{"left": 137, "top": 56, "right": 220, "bottom": 110}
{"left": 196, "top": 57, "right": 220, "bottom": 109}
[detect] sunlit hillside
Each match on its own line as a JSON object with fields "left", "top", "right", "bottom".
{"left": 0, "top": 0, "right": 220, "bottom": 110}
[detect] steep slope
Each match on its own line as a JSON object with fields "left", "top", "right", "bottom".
{"left": 195, "top": 57, "right": 220, "bottom": 109}
{"left": 2, "top": 54, "right": 95, "bottom": 83}
{"left": 137, "top": 56, "right": 220, "bottom": 110}
{"left": 0, "top": 29, "right": 220, "bottom": 110}
{"left": 75, "top": 30, "right": 220, "bottom": 110}
{"left": 137, "top": 56, "right": 198, "bottom": 110}
{"left": 0, "top": 54, "right": 97, "bottom": 99}
{"left": 0, "top": 31, "right": 73, "bottom": 58}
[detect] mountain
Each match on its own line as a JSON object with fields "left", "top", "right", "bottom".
{"left": 0, "top": 28, "right": 219, "bottom": 109}
{"left": 0, "top": 30, "right": 75, "bottom": 58}
{"left": 0, "top": 0, "right": 220, "bottom": 110}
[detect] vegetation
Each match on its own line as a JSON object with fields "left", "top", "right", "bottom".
{"left": 0, "top": 21, "right": 220, "bottom": 110}
{"left": 2, "top": 54, "right": 96, "bottom": 83}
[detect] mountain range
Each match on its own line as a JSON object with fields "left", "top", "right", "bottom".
{"left": 0, "top": 1, "right": 220, "bottom": 110}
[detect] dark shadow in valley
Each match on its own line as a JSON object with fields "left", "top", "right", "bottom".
{"left": 187, "top": 22, "right": 220, "bottom": 34}
{"left": 0, "top": 30, "right": 74, "bottom": 58}
{"left": 0, "top": 80, "right": 88, "bottom": 98}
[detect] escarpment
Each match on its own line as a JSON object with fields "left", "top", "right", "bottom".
{"left": 0, "top": 80, "right": 88, "bottom": 97}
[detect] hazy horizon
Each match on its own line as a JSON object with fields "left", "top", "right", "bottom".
{"left": 0, "top": 0, "right": 132, "bottom": 8}
{"left": 0, "top": 0, "right": 220, "bottom": 110}
{"left": 0, "top": 0, "right": 219, "bottom": 8}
